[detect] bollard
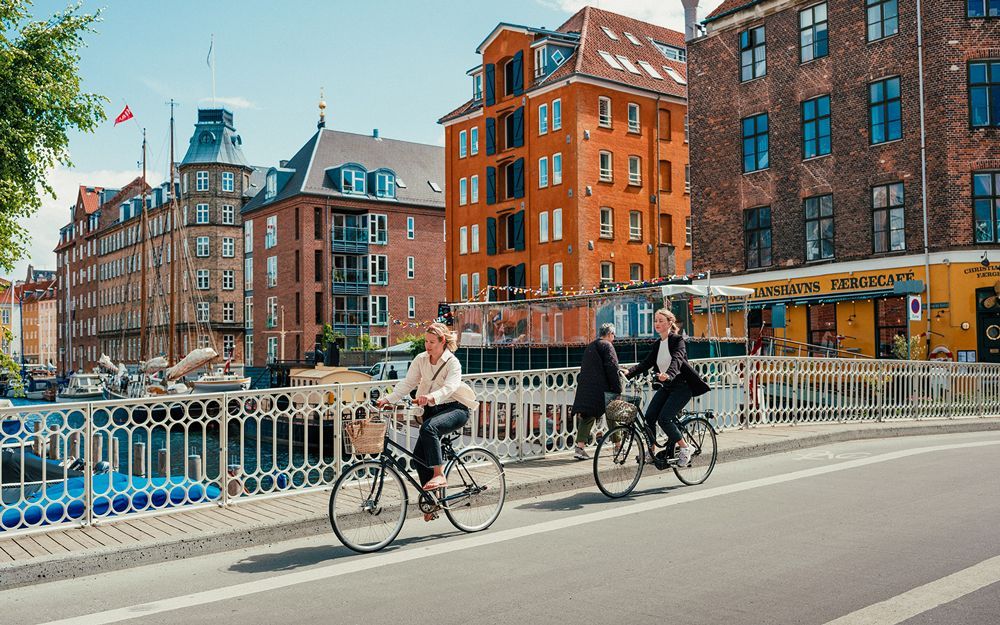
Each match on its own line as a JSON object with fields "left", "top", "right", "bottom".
{"left": 133, "top": 442, "right": 146, "bottom": 476}
{"left": 188, "top": 454, "right": 202, "bottom": 480}
{"left": 157, "top": 448, "right": 168, "bottom": 476}
{"left": 111, "top": 438, "right": 120, "bottom": 471}
{"left": 32, "top": 421, "right": 44, "bottom": 456}
{"left": 47, "top": 428, "right": 60, "bottom": 460}
{"left": 91, "top": 436, "right": 104, "bottom": 466}
{"left": 69, "top": 432, "right": 81, "bottom": 460}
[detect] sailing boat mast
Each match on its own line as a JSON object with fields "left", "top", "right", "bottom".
{"left": 139, "top": 129, "right": 148, "bottom": 361}
{"left": 168, "top": 101, "right": 177, "bottom": 364}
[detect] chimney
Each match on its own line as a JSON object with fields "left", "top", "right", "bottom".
{"left": 373, "top": 128, "right": 381, "bottom": 140}
{"left": 681, "top": 0, "right": 699, "bottom": 41}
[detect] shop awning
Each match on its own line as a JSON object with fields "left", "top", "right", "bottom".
{"left": 662, "top": 284, "right": 755, "bottom": 298}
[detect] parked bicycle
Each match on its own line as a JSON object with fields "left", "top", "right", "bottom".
{"left": 329, "top": 402, "right": 506, "bottom": 553}
{"left": 593, "top": 379, "right": 718, "bottom": 498}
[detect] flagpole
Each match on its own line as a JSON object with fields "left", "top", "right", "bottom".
{"left": 209, "top": 34, "right": 216, "bottom": 106}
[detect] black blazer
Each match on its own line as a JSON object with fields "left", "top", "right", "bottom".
{"left": 626, "top": 334, "right": 710, "bottom": 397}
{"left": 571, "top": 338, "right": 622, "bottom": 417}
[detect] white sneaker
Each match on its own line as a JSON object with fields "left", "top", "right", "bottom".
{"left": 675, "top": 445, "right": 692, "bottom": 467}
{"left": 573, "top": 446, "right": 590, "bottom": 460}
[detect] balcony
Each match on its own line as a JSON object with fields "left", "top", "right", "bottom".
{"left": 332, "top": 268, "right": 370, "bottom": 295}
{"left": 332, "top": 310, "right": 367, "bottom": 335}
{"left": 332, "top": 226, "right": 369, "bottom": 255}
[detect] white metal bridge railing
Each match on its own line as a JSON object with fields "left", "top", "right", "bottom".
{"left": 1, "top": 355, "right": 998, "bottom": 536}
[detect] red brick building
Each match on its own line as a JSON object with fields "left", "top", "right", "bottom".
{"left": 688, "top": 1, "right": 1000, "bottom": 360}
{"left": 240, "top": 114, "right": 446, "bottom": 363}
{"left": 440, "top": 6, "right": 692, "bottom": 305}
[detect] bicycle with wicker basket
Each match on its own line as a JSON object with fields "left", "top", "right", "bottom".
{"left": 329, "top": 401, "right": 506, "bottom": 553}
{"left": 594, "top": 378, "right": 718, "bottom": 498}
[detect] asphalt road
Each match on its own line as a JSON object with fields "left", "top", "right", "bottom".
{"left": 3, "top": 431, "right": 999, "bottom": 625}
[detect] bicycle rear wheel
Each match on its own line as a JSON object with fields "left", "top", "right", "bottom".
{"left": 673, "top": 417, "right": 717, "bottom": 486}
{"left": 443, "top": 447, "right": 506, "bottom": 532}
{"left": 329, "top": 460, "right": 408, "bottom": 553}
{"left": 593, "top": 425, "right": 645, "bottom": 498}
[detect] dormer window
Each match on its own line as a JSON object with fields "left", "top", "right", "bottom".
{"left": 534, "top": 46, "right": 546, "bottom": 78}
{"left": 473, "top": 73, "right": 483, "bottom": 101}
{"left": 376, "top": 172, "right": 395, "bottom": 198}
{"left": 265, "top": 171, "right": 277, "bottom": 199}
{"left": 342, "top": 169, "right": 366, "bottom": 194}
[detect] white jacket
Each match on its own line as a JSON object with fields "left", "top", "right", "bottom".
{"left": 386, "top": 350, "right": 463, "bottom": 406}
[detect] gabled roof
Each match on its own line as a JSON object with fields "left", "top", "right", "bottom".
{"left": 75, "top": 185, "right": 104, "bottom": 217}
{"left": 704, "top": 0, "right": 764, "bottom": 24}
{"left": 242, "top": 128, "right": 445, "bottom": 214}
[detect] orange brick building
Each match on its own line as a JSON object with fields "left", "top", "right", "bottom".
{"left": 440, "top": 6, "right": 691, "bottom": 304}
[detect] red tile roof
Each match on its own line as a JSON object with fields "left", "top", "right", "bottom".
{"left": 76, "top": 185, "right": 103, "bottom": 215}
{"left": 704, "top": 0, "right": 764, "bottom": 23}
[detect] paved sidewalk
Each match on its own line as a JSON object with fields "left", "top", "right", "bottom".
{"left": 2, "top": 417, "right": 999, "bottom": 589}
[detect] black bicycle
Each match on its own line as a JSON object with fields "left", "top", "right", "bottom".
{"left": 593, "top": 380, "right": 718, "bottom": 498}
{"left": 329, "top": 404, "right": 506, "bottom": 553}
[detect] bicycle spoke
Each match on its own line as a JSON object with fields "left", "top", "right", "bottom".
{"left": 330, "top": 461, "right": 407, "bottom": 553}
{"left": 444, "top": 448, "right": 506, "bottom": 532}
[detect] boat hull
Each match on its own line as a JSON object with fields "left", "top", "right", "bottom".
{"left": 191, "top": 378, "right": 251, "bottom": 393}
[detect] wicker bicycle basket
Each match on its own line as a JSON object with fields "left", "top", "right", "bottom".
{"left": 604, "top": 392, "right": 641, "bottom": 425}
{"left": 345, "top": 418, "right": 387, "bottom": 455}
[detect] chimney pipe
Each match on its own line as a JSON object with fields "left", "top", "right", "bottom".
{"left": 681, "top": 0, "right": 700, "bottom": 42}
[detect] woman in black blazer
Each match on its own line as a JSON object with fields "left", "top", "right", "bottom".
{"left": 625, "top": 308, "right": 710, "bottom": 466}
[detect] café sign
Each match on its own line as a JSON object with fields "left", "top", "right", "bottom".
{"left": 752, "top": 271, "right": 917, "bottom": 299}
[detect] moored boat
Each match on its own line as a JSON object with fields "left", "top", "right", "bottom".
{"left": 56, "top": 373, "right": 106, "bottom": 403}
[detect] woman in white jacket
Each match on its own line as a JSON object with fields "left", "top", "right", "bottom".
{"left": 377, "top": 322, "right": 469, "bottom": 493}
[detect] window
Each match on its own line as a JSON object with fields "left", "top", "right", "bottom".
{"left": 369, "top": 254, "right": 388, "bottom": 284}
{"left": 267, "top": 256, "right": 278, "bottom": 287}
{"left": 459, "top": 177, "right": 468, "bottom": 205}
{"left": 742, "top": 113, "right": 769, "bottom": 172}
{"left": 460, "top": 274, "right": 469, "bottom": 300}
{"left": 244, "top": 220, "right": 253, "bottom": 253}
{"left": 472, "top": 272, "right": 480, "bottom": 298}
{"left": 196, "top": 171, "right": 209, "bottom": 192}
{"left": 539, "top": 157, "right": 549, "bottom": 187}
{"left": 265, "top": 215, "right": 277, "bottom": 248}
{"left": 459, "top": 130, "right": 467, "bottom": 158}
{"left": 539, "top": 211, "right": 549, "bottom": 243}
{"left": 407, "top": 296, "right": 416, "bottom": 319}
{"left": 471, "top": 175, "right": 479, "bottom": 203}
{"left": 369, "top": 295, "right": 388, "bottom": 326}
{"left": 805, "top": 194, "right": 835, "bottom": 261}
{"left": 628, "top": 156, "right": 641, "bottom": 186}
{"left": 638, "top": 61, "right": 664, "bottom": 79}
{"left": 473, "top": 72, "right": 483, "bottom": 100}
{"left": 807, "top": 303, "right": 837, "bottom": 354}
{"left": 539, "top": 103, "right": 548, "bottom": 134}
{"left": 974, "top": 172, "right": 1000, "bottom": 242}
{"left": 654, "top": 41, "right": 687, "bottom": 62}
{"left": 553, "top": 99, "right": 562, "bottom": 130}
{"left": 685, "top": 165, "right": 691, "bottom": 193}
{"left": 471, "top": 224, "right": 480, "bottom": 252}
{"left": 740, "top": 26, "right": 766, "bottom": 81}
{"left": 684, "top": 115, "right": 689, "bottom": 142}
{"left": 196, "top": 236, "right": 210, "bottom": 257}
{"left": 970, "top": 61, "right": 1000, "bottom": 128}
{"left": 245, "top": 334, "right": 253, "bottom": 366}
{"left": 197, "top": 302, "right": 209, "bottom": 322}
{"left": 245, "top": 297, "right": 253, "bottom": 329}
{"left": 222, "top": 172, "right": 234, "bottom": 192}
{"left": 616, "top": 55, "right": 641, "bottom": 74}
{"left": 222, "top": 236, "right": 235, "bottom": 257}
{"left": 470, "top": 126, "right": 479, "bottom": 155}
{"left": 745, "top": 206, "right": 772, "bottom": 269}
{"left": 196, "top": 204, "right": 210, "bottom": 224}
{"left": 369, "top": 214, "right": 387, "bottom": 244}
{"left": 627, "top": 103, "right": 640, "bottom": 133}
{"left": 601, "top": 26, "right": 619, "bottom": 40}
{"left": 629, "top": 211, "right": 642, "bottom": 240}
{"left": 342, "top": 169, "right": 365, "bottom": 194}
{"left": 875, "top": 297, "right": 907, "bottom": 358}
{"left": 599, "top": 151, "right": 613, "bottom": 181}
{"left": 872, "top": 182, "right": 905, "bottom": 253}
{"left": 221, "top": 204, "right": 234, "bottom": 224}
{"left": 504, "top": 57, "right": 517, "bottom": 96}
{"left": 553, "top": 209, "right": 563, "bottom": 240}
{"left": 267, "top": 336, "right": 278, "bottom": 362}
{"left": 600, "top": 262, "right": 614, "bottom": 283}
{"left": 686, "top": 216, "right": 692, "bottom": 246}
{"left": 407, "top": 256, "right": 415, "bottom": 279}
{"left": 223, "top": 302, "right": 235, "bottom": 323}
{"left": 598, "top": 96, "right": 612, "bottom": 127}
{"left": 197, "top": 269, "right": 210, "bottom": 290}
{"left": 968, "top": 0, "right": 1000, "bottom": 17}
{"left": 800, "top": 3, "right": 828, "bottom": 62}
{"left": 376, "top": 173, "right": 395, "bottom": 198}
{"left": 630, "top": 264, "right": 643, "bottom": 281}
{"left": 802, "top": 95, "right": 832, "bottom": 158}
{"left": 600, "top": 207, "right": 614, "bottom": 238}
{"left": 244, "top": 258, "right": 253, "bottom": 290}
{"left": 870, "top": 77, "right": 902, "bottom": 143}
{"left": 866, "top": 0, "right": 899, "bottom": 41}
{"left": 222, "top": 334, "right": 234, "bottom": 358}
{"left": 314, "top": 249, "right": 323, "bottom": 282}
{"left": 539, "top": 264, "right": 550, "bottom": 292}
{"left": 552, "top": 153, "right": 562, "bottom": 185}
{"left": 406, "top": 216, "right": 415, "bottom": 240}
{"left": 223, "top": 269, "right": 235, "bottom": 290}
{"left": 460, "top": 226, "right": 468, "bottom": 254}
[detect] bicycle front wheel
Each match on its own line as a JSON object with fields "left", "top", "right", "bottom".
{"left": 443, "top": 447, "right": 506, "bottom": 532}
{"left": 673, "top": 417, "right": 717, "bottom": 486}
{"left": 329, "top": 460, "right": 408, "bottom": 553}
{"left": 594, "top": 425, "right": 645, "bottom": 498}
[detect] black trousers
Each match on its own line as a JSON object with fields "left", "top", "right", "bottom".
{"left": 644, "top": 383, "right": 693, "bottom": 452}
{"left": 413, "top": 402, "right": 469, "bottom": 485}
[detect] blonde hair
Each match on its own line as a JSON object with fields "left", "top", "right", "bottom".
{"left": 426, "top": 322, "right": 458, "bottom": 351}
{"left": 655, "top": 308, "right": 679, "bottom": 335}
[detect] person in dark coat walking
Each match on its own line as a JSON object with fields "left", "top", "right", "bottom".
{"left": 626, "top": 308, "right": 710, "bottom": 467}
{"left": 571, "top": 323, "right": 622, "bottom": 460}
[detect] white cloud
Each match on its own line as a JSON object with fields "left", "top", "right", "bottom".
{"left": 6, "top": 166, "right": 163, "bottom": 282}
{"left": 539, "top": 0, "right": 727, "bottom": 33}
{"left": 199, "top": 96, "right": 258, "bottom": 110}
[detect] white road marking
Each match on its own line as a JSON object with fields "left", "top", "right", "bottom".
{"left": 41, "top": 439, "right": 1000, "bottom": 625}
{"left": 823, "top": 554, "right": 1000, "bottom": 625}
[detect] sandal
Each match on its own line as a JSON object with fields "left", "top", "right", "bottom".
{"left": 423, "top": 512, "right": 438, "bottom": 522}
{"left": 422, "top": 477, "right": 447, "bottom": 491}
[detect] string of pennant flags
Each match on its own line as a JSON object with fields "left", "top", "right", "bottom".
{"left": 460, "top": 273, "right": 709, "bottom": 302}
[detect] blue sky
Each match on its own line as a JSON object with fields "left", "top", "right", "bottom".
{"left": 15, "top": 0, "right": 723, "bottom": 280}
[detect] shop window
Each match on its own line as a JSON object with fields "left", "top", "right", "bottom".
{"left": 875, "top": 297, "right": 907, "bottom": 358}
{"left": 807, "top": 303, "right": 838, "bottom": 355}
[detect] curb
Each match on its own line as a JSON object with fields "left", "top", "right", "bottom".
{"left": 3, "top": 419, "right": 999, "bottom": 589}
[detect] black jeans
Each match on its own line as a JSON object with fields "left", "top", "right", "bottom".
{"left": 414, "top": 402, "right": 469, "bottom": 485}
{"left": 644, "top": 383, "right": 693, "bottom": 453}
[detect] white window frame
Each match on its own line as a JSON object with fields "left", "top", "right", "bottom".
{"left": 600, "top": 207, "right": 614, "bottom": 238}
{"left": 552, "top": 153, "right": 562, "bottom": 185}
{"left": 471, "top": 126, "right": 479, "bottom": 155}
{"left": 459, "top": 130, "right": 468, "bottom": 158}
{"left": 196, "top": 269, "right": 210, "bottom": 290}
{"left": 473, "top": 73, "right": 483, "bottom": 101}
{"left": 628, "top": 103, "right": 640, "bottom": 133}
{"left": 222, "top": 172, "right": 234, "bottom": 192}
{"left": 553, "top": 262, "right": 563, "bottom": 289}
{"left": 539, "top": 103, "right": 548, "bottom": 134}
{"left": 197, "top": 302, "right": 210, "bottom": 323}
{"left": 368, "top": 254, "right": 388, "bottom": 285}
{"left": 534, "top": 45, "right": 546, "bottom": 78}
{"left": 376, "top": 172, "right": 395, "bottom": 198}
{"left": 407, "top": 256, "right": 415, "bottom": 279}
{"left": 539, "top": 157, "right": 549, "bottom": 188}
{"left": 459, "top": 177, "right": 468, "bottom": 205}
{"left": 407, "top": 216, "right": 415, "bottom": 239}
{"left": 540, "top": 264, "right": 550, "bottom": 292}
{"left": 244, "top": 258, "right": 253, "bottom": 290}
{"left": 244, "top": 220, "right": 253, "bottom": 253}
{"left": 470, "top": 224, "right": 480, "bottom": 253}
{"left": 460, "top": 274, "right": 469, "bottom": 300}
{"left": 222, "top": 236, "right": 235, "bottom": 258}
{"left": 196, "top": 204, "right": 210, "bottom": 224}
{"left": 369, "top": 295, "right": 389, "bottom": 326}
{"left": 265, "top": 215, "right": 277, "bottom": 248}
{"left": 245, "top": 296, "right": 253, "bottom": 329}
{"left": 266, "top": 256, "right": 277, "bottom": 288}
{"left": 196, "top": 171, "right": 209, "bottom": 192}
{"left": 407, "top": 296, "right": 416, "bottom": 319}
{"left": 472, "top": 272, "right": 480, "bottom": 298}
{"left": 539, "top": 211, "right": 549, "bottom": 243}
{"left": 553, "top": 208, "right": 563, "bottom": 240}
{"left": 471, "top": 175, "right": 479, "bottom": 203}
{"left": 223, "top": 302, "right": 235, "bottom": 323}
{"left": 459, "top": 226, "right": 468, "bottom": 255}
{"left": 685, "top": 165, "right": 691, "bottom": 194}
{"left": 600, "top": 151, "right": 613, "bottom": 181}
{"left": 553, "top": 99, "right": 562, "bottom": 130}
{"left": 629, "top": 155, "right": 642, "bottom": 186}
{"left": 196, "top": 236, "right": 210, "bottom": 257}
{"left": 368, "top": 214, "right": 388, "bottom": 245}
{"left": 601, "top": 262, "right": 614, "bottom": 283}
{"left": 267, "top": 336, "right": 278, "bottom": 362}
{"left": 598, "top": 96, "right": 612, "bottom": 128}
{"left": 629, "top": 211, "right": 642, "bottom": 240}
{"left": 223, "top": 269, "right": 235, "bottom": 291}
{"left": 686, "top": 216, "right": 692, "bottom": 247}
{"left": 222, "top": 204, "right": 235, "bottom": 224}
{"left": 342, "top": 169, "right": 365, "bottom": 194}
